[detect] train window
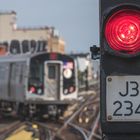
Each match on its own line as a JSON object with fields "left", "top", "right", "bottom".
{"left": 48, "top": 66, "right": 56, "bottom": 79}
{"left": 9, "top": 63, "right": 23, "bottom": 84}
{"left": 28, "top": 60, "right": 44, "bottom": 94}
{"left": 29, "top": 60, "right": 43, "bottom": 82}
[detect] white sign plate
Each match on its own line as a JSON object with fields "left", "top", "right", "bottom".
{"left": 106, "top": 76, "right": 140, "bottom": 122}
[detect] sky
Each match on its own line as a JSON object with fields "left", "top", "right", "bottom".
{"left": 0, "top": 0, "right": 99, "bottom": 53}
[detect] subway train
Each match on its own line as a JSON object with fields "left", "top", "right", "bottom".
{"left": 0, "top": 52, "right": 78, "bottom": 119}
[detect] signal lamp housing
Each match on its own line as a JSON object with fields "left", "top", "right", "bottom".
{"left": 105, "top": 8, "right": 140, "bottom": 57}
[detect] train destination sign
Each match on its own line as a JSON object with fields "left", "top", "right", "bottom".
{"left": 106, "top": 76, "right": 140, "bottom": 122}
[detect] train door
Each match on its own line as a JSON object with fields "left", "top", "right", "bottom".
{"left": 44, "top": 62, "right": 62, "bottom": 100}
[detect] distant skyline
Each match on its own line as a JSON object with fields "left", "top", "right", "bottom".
{"left": 0, "top": 0, "right": 99, "bottom": 53}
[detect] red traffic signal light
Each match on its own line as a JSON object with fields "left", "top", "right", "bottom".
{"left": 105, "top": 9, "right": 140, "bottom": 55}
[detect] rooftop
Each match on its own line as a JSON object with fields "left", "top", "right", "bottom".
{"left": 0, "top": 10, "right": 16, "bottom": 15}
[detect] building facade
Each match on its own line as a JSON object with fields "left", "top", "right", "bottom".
{"left": 0, "top": 11, "right": 65, "bottom": 54}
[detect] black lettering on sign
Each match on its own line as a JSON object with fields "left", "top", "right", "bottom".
{"left": 113, "top": 101, "right": 122, "bottom": 116}
{"left": 130, "top": 81, "right": 139, "bottom": 96}
{"left": 119, "top": 81, "right": 139, "bottom": 97}
{"left": 124, "top": 100, "right": 133, "bottom": 116}
{"left": 113, "top": 101, "right": 140, "bottom": 116}
{"left": 135, "top": 104, "right": 140, "bottom": 114}
{"left": 119, "top": 81, "right": 129, "bottom": 97}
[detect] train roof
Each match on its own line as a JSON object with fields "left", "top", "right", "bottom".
{"left": 0, "top": 53, "right": 30, "bottom": 62}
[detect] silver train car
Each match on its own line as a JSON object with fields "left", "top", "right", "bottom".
{"left": 0, "top": 52, "right": 78, "bottom": 119}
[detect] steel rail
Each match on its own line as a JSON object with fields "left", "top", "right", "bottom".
{"left": 0, "top": 121, "right": 25, "bottom": 140}
{"left": 88, "top": 113, "right": 101, "bottom": 140}
{"left": 69, "top": 123, "right": 88, "bottom": 140}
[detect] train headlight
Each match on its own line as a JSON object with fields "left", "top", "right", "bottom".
{"left": 63, "top": 68, "right": 72, "bottom": 79}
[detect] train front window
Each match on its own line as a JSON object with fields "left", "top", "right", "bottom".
{"left": 30, "top": 63, "right": 43, "bottom": 81}
{"left": 28, "top": 60, "right": 43, "bottom": 94}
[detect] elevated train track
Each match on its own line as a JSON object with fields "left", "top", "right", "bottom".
{"left": 52, "top": 86, "right": 101, "bottom": 140}
{"left": 0, "top": 85, "right": 100, "bottom": 140}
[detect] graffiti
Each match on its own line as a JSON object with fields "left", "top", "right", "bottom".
{"left": 0, "top": 40, "right": 47, "bottom": 55}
